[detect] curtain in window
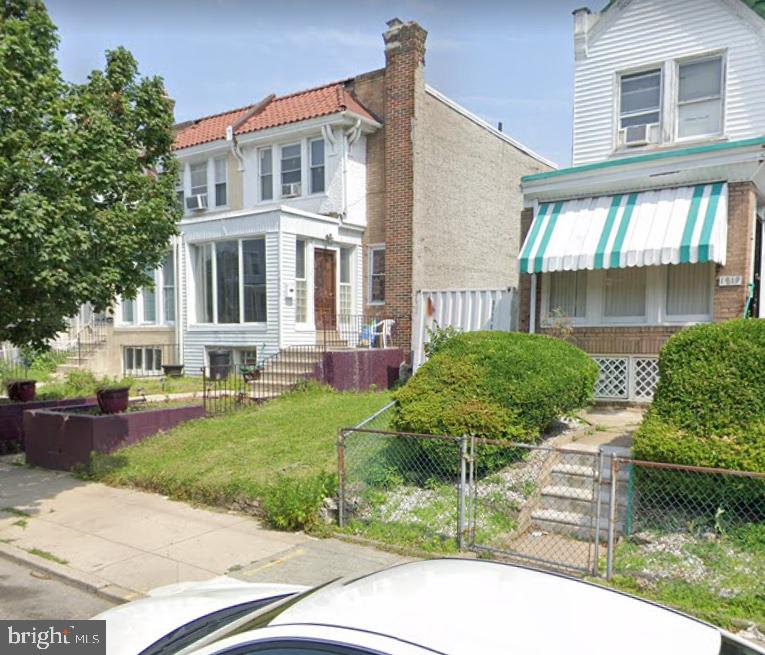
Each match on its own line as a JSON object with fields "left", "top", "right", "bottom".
{"left": 193, "top": 244, "right": 213, "bottom": 323}
{"left": 216, "top": 241, "right": 240, "bottom": 323}
{"left": 666, "top": 263, "right": 711, "bottom": 316}
{"left": 548, "top": 271, "right": 586, "bottom": 318}
{"left": 243, "top": 239, "right": 267, "bottom": 322}
{"left": 605, "top": 267, "right": 646, "bottom": 317}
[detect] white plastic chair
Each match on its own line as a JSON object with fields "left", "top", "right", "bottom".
{"left": 370, "top": 319, "right": 396, "bottom": 349}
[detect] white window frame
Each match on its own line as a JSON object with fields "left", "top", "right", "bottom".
{"left": 309, "top": 138, "right": 326, "bottom": 195}
{"left": 280, "top": 142, "right": 302, "bottom": 198}
{"left": 123, "top": 346, "right": 163, "bottom": 377}
{"left": 213, "top": 157, "right": 228, "bottom": 208}
{"left": 189, "top": 161, "right": 208, "bottom": 201}
{"left": 190, "top": 237, "right": 268, "bottom": 326}
{"left": 116, "top": 254, "right": 176, "bottom": 327}
{"left": 339, "top": 246, "right": 353, "bottom": 316}
{"left": 617, "top": 66, "right": 663, "bottom": 132}
{"left": 258, "top": 147, "right": 274, "bottom": 202}
{"left": 368, "top": 245, "right": 385, "bottom": 306}
{"left": 295, "top": 238, "right": 308, "bottom": 325}
{"left": 541, "top": 265, "right": 713, "bottom": 328}
{"left": 674, "top": 53, "right": 726, "bottom": 143}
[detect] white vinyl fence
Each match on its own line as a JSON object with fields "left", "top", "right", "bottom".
{"left": 412, "top": 288, "right": 517, "bottom": 369}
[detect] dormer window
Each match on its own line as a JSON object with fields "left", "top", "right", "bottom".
{"left": 677, "top": 56, "right": 723, "bottom": 140}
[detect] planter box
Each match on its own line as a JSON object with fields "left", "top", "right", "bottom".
{"left": 0, "top": 397, "right": 97, "bottom": 448}
{"left": 314, "top": 348, "right": 404, "bottom": 391}
{"left": 24, "top": 403, "right": 206, "bottom": 471}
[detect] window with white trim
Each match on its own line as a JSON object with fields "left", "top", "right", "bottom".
{"left": 666, "top": 263, "right": 712, "bottom": 317}
{"left": 369, "top": 246, "right": 385, "bottom": 305}
{"left": 295, "top": 239, "right": 307, "bottom": 323}
{"left": 309, "top": 139, "right": 325, "bottom": 194}
{"left": 175, "top": 169, "right": 184, "bottom": 209}
{"left": 280, "top": 144, "right": 302, "bottom": 197}
{"left": 619, "top": 69, "right": 661, "bottom": 130}
{"left": 192, "top": 238, "right": 267, "bottom": 324}
{"left": 548, "top": 270, "right": 587, "bottom": 319}
{"left": 605, "top": 267, "right": 646, "bottom": 319}
{"left": 340, "top": 247, "right": 352, "bottom": 316}
{"left": 677, "top": 56, "right": 723, "bottom": 139}
{"left": 214, "top": 157, "right": 227, "bottom": 207}
{"left": 142, "top": 269, "right": 157, "bottom": 324}
{"left": 259, "top": 148, "right": 273, "bottom": 201}
{"left": 121, "top": 298, "right": 135, "bottom": 324}
{"left": 162, "top": 251, "right": 175, "bottom": 323}
{"left": 123, "top": 346, "right": 162, "bottom": 377}
{"left": 190, "top": 162, "right": 207, "bottom": 201}
{"left": 118, "top": 254, "right": 175, "bottom": 326}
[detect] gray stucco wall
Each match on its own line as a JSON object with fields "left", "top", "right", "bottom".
{"left": 412, "top": 89, "right": 552, "bottom": 292}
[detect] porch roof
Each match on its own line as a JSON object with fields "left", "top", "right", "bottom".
{"left": 519, "top": 183, "right": 727, "bottom": 274}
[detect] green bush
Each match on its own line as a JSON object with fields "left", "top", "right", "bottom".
{"left": 635, "top": 319, "right": 765, "bottom": 474}
{"left": 650, "top": 319, "right": 765, "bottom": 436}
{"left": 392, "top": 331, "right": 598, "bottom": 475}
{"left": 258, "top": 473, "right": 336, "bottom": 531}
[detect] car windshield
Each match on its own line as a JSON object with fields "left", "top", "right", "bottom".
{"left": 138, "top": 595, "right": 293, "bottom": 655}
{"left": 720, "top": 635, "right": 765, "bottom": 655}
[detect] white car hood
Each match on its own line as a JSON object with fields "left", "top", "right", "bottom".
{"left": 94, "top": 576, "right": 305, "bottom": 655}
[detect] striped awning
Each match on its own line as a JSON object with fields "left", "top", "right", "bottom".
{"left": 520, "top": 183, "right": 727, "bottom": 273}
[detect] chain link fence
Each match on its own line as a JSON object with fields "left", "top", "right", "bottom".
{"left": 337, "top": 407, "right": 765, "bottom": 586}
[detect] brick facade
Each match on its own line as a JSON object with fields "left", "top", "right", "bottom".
{"left": 519, "top": 182, "right": 757, "bottom": 355}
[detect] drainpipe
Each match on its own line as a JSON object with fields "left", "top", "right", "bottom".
{"left": 341, "top": 119, "right": 363, "bottom": 220}
{"left": 529, "top": 274, "right": 537, "bottom": 333}
{"left": 226, "top": 127, "right": 246, "bottom": 173}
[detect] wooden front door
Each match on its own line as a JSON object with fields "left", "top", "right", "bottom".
{"left": 314, "top": 248, "right": 336, "bottom": 329}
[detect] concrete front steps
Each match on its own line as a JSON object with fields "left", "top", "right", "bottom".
{"left": 248, "top": 346, "right": 325, "bottom": 401}
{"left": 531, "top": 447, "right": 630, "bottom": 541}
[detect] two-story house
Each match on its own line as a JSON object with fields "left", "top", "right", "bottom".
{"left": 519, "top": 0, "right": 765, "bottom": 402}
{"left": 99, "top": 18, "right": 551, "bottom": 381}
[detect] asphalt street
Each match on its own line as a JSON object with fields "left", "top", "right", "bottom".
{"left": 0, "top": 558, "right": 115, "bottom": 620}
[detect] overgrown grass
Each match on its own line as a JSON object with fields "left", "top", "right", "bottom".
{"left": 598, "top": 524, "right": 765, "bottom": 629}
{"left": 90, "top": 384, "right": 391, "bottom": 524}
{"left": 127, "top": 375, "right": 204, "bottom": 396}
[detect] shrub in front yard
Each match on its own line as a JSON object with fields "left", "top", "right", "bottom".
{"left": 392, "top": 331, "right": 598, "bottom": 475}
{"left": 259, "top": 473, "right": 336, "bottom": 531}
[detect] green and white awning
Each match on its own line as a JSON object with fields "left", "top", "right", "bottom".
{"left": 520, "top": 183, "right": 727, "bottom": 273}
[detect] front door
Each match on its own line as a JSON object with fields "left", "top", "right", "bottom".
{"left": 314, "top": 248, "right": 336, "bottom": 329}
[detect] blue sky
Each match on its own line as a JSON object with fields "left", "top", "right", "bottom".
{"left": 46, "top": 0, "right": 608, "bottom": 167}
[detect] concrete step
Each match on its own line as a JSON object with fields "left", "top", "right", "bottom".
{"left": 531, "top": 508, "right": 621, "bottom": 540}
{"left": 248, "top": 378, "right": 306, "bottom": 390}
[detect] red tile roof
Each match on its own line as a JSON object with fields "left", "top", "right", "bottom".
{"left": 174, "top": 81, "right": 377, "bottom": 150}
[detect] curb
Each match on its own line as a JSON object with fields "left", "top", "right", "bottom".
{"left": 0, "top": 541, "right": 142, "bottom": 605}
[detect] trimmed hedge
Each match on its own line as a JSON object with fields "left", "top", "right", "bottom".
{"left": 392, "top": 331, "right": 598, "bottom": 475}
{"left": 635, "top": 319, "right": 765, "bottom": 474}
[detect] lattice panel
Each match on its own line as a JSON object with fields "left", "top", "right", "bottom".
{"left": 593, "top": 357, "right": 629, "bottom": 399}
{"left": 633, "top": 357, "right": 659, "bottom": 400}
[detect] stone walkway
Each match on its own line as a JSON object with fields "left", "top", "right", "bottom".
{"left": 0, "top": 456, "right": 406, "bottom": 600}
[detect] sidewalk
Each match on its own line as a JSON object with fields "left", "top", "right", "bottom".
{"left": 0, "top": 456, "right": 407, "bottom": 601}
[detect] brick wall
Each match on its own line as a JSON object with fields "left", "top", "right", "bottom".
{"left": 714, "top": 181, "right": 755, "bottom": 320}
{"left": 518, "top": 181, "right": 757, "bottom": 356}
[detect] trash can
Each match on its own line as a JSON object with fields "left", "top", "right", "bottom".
{"left": 208, "top": 350, "right": 231, "bottom": 381}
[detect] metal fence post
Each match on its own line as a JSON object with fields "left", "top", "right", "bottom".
{"left": 592, "top": 450, "right": 603, "bottom": 577}
{"left": 606, "top": 454, "right": 620, "bottom": 580}
{"left": 337, "top": 429, "right": 346, "bottom": 528}
{"left": 458, "top": 435, "right": 467, "bottom": 551}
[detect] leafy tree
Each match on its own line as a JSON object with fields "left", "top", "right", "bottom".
{"left": 0, "top": 0, "right": 179, "bottom": 347}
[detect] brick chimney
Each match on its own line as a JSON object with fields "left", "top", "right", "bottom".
{"left": 382, "top": 18, "right": 427, "bottom": 358}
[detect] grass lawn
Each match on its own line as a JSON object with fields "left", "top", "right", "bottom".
{"left": 127, "top": 375, "right": 204, "bottom": 396}
{"left": 91, "top": 384, "right": 391, "bottom": 509}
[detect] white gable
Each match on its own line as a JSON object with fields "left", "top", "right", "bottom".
{"left": 573, "top": 0, "right": 765, "bottom": 165}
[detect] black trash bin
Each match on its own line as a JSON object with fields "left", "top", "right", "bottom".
{"left": 208, "top": 350, "right": 232, "bottom": 381}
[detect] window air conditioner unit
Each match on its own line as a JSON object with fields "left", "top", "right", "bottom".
{"left": 619, "top": 123, "right": 660, "bottom": 147}
{"left": 282, "top": 182, "right": 302, "bottom": 198}
{"left": 186, "top": 194, "right": 208, "bottom": 211}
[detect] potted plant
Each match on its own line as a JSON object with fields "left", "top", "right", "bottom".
{"left": 6, "top": 379, "right": 36, "bottom": 402}
{"left": 162, "top": 364, "right": 185, "bottom": 378}
{"left": 96, "top": 380, "right": 132, "bottom": 414}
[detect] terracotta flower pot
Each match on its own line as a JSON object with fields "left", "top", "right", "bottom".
{"left": 7, "top": 380, "right": 36, "bottom": 403}
{"left": 96, "top": 387, "right": 130, "bottom": 414}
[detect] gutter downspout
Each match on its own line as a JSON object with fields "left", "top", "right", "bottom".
{"left": 340, "top": 118, "right": 362, "bottom": 220}
{"left": 529, "top": 274, "right": 537, "bottom": 333}
{"left": 226, "top": 94, "right": 276, "bottom": 173}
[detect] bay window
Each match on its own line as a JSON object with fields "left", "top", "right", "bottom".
{"left": 677, "top": 56, "right": 723, "bottom": 139}
{"left": 192, "top": 238, "right": 268, "bottom": 324}
{"left": 117, "top": 253, "right": 176, "bottom": 326}
{"left": 310, "top": 139, "right": 325, "bottom": 194}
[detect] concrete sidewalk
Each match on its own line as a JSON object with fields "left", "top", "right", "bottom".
{"left": 0, "top": 456, "right": 407, "bottom": 601}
